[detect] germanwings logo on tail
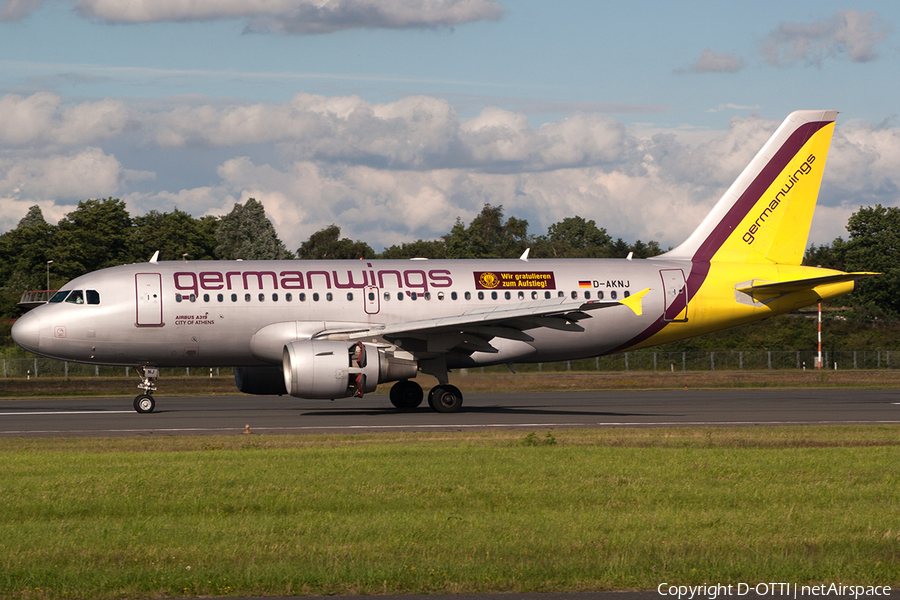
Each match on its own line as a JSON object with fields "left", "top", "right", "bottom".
{"left": 742, "top": 153, "right": 817, "bottom": 245}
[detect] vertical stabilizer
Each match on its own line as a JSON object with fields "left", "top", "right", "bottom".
{"left": 660, "top": 110, "right": 837, "bottom": 265}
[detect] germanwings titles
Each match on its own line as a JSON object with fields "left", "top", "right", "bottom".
{"left": 12, "top": 110, "right": 875, "bottom": 413}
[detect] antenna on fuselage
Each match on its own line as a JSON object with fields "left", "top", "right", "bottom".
{"left": 149, "top": 251, "right": 159, "bottom": 264}
{"left": 519, "top": 248, "right": 530, "bottom": 262}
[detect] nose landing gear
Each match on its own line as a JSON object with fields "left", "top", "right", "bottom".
{"left": 134, "top": 366, "right": 158, "bottom": 414}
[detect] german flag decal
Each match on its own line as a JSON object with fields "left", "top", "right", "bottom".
{"left": 578, "top": 280, "right": 592, "bottom": 288}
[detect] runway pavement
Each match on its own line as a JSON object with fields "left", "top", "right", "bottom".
{"left": 0, "top": 388, "right": 898, "bottom": 437}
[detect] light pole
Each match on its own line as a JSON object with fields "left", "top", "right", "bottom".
{"left": 46, "top": 260, "right": 53, "bottom": 291}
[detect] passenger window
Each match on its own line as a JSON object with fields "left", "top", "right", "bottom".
{"left": 505, "top": 291, "right": 511, "bottom": 300}
{"left": 273, "top": 293, "right": 279, "bottom": 302}
{"left": 397, "top": 291, "right": 404, "bottom": 301}
{"left": 531, "top": 291, "right": 537, "bottom": 300}
{"left": 49, "top": 290, "right": 70, "bottom": 303}
{"left": 598, "top": 291, "right": 604, "bottom": 299}
{"left": 286, "top": 293, "right": 292, "bottom": 301}
{"left": 86, "top": 290, "right": 100, "bottom": 305}
{"left": 465, "top": 291, "right": 471, "bottom": 300}
{"left": 584, "top": 291, "right": 591, "bottom": 300}
{"left": 437, "top": 292, "right": 445, "bottom": 300}
{"left": 259, "top": 293, "right": 265, "bottom": 302}
{"left": 477, "top": 291, "right": 484, "bottom": 300}
{"left": 203, "top": 294, "right": 210, "bottom": 302}
{"left": 65, "top": 290, "right": 85, "bottom": 304}
{"left": 624, "top": 291, "right": 631, "bottom": 298}
{"left": 190, "top": 294, "right": 196, "bottom": 302}
{"left": 217, "top": 294, "right": 224, "bottom": 302}
{"left": 410, "top": 292, "right": 417, "bottom": 300}
{"left": 369, "top": 292, "right": 375, "bottom": 301}
{"left": 544, "top": 291, "right": 551, "bottom": 299}
{"left": 383, "top": 292, "right": 390, "bottom": 301}
{"left": 571, "top": 291, "right": 577, "bottom": 299}
{"left": 491, "top": 291, "right": 498, "bottom": 300}
{"left": 451, "top": 292, "right": 458, "bottom": 300}
{"left": 175, "top": 294, "right": 183, "bottom": 303}
{"left": 558, "top": 291, "right": 564, "bottom": 298}
{"left": 299, "top": 293, "right": 306, "bottom": 302}
{"left": 313, "top": 293, "right": 319, "bottom": 301}
{"left": 231, "top": 293, "right": 237, "bottom": 302}
{"left": 347, "top": 292, "right": 353, "bottom": 301}
{"left": 326, "top": 293, "right": 333, "bottom": 301}
{"left": 519, "top": 291, "right": 525, "bottom": 300}
{"left": 611, "top": 291, "right": 618, "bottom": 300}
{"left": 423, "top": 292, "right": 430, "bottom": 300}
{"left": 245, "top": 293, "right": 251, "bottom": 302}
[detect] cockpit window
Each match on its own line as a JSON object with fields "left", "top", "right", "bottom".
{"left": 65, "top": 290, "right": 85, "bottom": 305}
{"left": 86, "top": 290, "right": 100, "bottom": 305}
{"left": 49, "top": 290, "right": 70, "bottom": 303}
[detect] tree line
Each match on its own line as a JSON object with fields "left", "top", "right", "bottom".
{"left": 0, "top": 198, "right": 897, "bottom": 319}
{"left": 0, "top": 198, "right": 660, "bottom": 318}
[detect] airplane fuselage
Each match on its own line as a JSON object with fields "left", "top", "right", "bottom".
{"left": 14, "top": 257, "right": 850, "bottom": 369}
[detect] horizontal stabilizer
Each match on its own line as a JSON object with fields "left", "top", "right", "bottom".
{"left": 736, "top": 272, "right": 878, "bottom": 297}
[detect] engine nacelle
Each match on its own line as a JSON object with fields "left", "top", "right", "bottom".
{"left": 282, "top": 340, "right": 417, "bottom": 399}
{"left": 234, "top": 366, "right": 288, "bottom": 395}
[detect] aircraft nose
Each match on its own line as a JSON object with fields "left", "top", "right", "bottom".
{"left": 11, "top": 311, "right": 41, "bottom": 354}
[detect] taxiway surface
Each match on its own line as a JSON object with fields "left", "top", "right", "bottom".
{"left": 0, "top": 389, "right": 898, "bottom": 437}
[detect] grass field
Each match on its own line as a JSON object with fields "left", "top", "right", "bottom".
{"left": 2, "top": 427, "right": 899, "bottom": 599}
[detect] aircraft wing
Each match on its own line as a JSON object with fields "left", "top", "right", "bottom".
{"left": 344, "top": 288, "right": 650, "bottom": 352}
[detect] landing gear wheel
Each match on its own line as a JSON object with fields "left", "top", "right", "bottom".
{"left": 133, "top": 393, "right": 155, "bottom": 414}
{"left": 428, "top": 384, "right": 463, "bottom": 413}
{"left": 389, "top": 380, "right": 424, "bottom": 410}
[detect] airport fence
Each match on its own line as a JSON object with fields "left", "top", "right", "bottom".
{"left": 0, "top": 350, "right": 896, "bottom": 379}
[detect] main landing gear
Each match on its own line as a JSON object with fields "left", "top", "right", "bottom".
{"left": 388, "top": 380, "right": 464, "bottom": 413}
{"left": 133, "top": 366, "right": 159, "bottom": 414}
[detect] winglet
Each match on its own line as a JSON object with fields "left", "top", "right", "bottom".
{"left": 619, "top": 288, "right": 651, "bottom": 316}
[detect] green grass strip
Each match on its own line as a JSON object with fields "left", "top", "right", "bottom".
{"left": 1, "top": 427, "right": 899, "bottom": 599}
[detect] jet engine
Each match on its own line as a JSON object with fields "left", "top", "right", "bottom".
{"left": 282, "top": 340, "right": 417, "bottom": 399}
{"left": 234, "top": 366, "right": 288, "bottom": 395}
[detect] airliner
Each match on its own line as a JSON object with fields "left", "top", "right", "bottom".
{"left": 11, "top": 110, "right": 874, "bottom": 414}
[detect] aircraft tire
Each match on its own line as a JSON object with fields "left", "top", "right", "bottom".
{"left": 133, "top": 393, "right": 155, "bottom": 414}
{"left": 429, "top": 384, "right": 463, "bottom": 413}
{"left": 389, "top": 380, "right": 423, "bottom": 410}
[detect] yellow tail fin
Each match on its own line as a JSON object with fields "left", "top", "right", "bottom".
{"left": 662, "top": 110, "right": 837, "bottom": 266}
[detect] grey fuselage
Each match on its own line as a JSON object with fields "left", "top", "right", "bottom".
{"left": 13, "top": 258, "right": 694, "bottom": 369}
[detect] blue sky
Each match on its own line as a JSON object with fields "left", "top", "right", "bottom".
{"left": 0, "top": 0, "right": 898, "bottom": 252}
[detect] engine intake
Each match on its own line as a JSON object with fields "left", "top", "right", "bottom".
{"left": 282, "top": 340, "right": 417, "bottom": 399}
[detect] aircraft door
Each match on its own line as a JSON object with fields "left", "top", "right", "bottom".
{"left": 135, "top": 273, "right": 164, "bottom": 326}
{"left": 364, "top": 286, "right": 380, "bottom": 315}
{"left": 660, "top": 269, "right": 688, "bottom": 322}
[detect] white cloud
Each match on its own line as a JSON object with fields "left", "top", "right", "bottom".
{"left": 0, "top": 93, "right": 134, "bottom": 146}
{"left": 0, "top": 147, "right": 125, "bottom": 200}
{"left": 679, "top": 49, "right": 745, "bottom": 74}
{"left": 1, "top": 91, "right": 898, "bottom": 251}
{"left": 2, "top": 0, "right": 504, "bottom": 32}
{"left": 761, "top": 9, "right": 892, "bottom": 67}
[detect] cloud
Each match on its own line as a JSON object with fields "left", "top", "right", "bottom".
{"left": 0, "top": 93, "right": 135, "bottom": 146}
{"left": 678, "top": 49, "right": 745, "bottom": 74}
{"left": 149, "top": 94, "right": 634, "bottom": 172}
{"left": 0, "top": 147, "right": 126, "bottom": 201}
{"left": 0, "top": 0, "right": 45, "bottom": 21}
{"left": 1, "top": 91, "right": 899, "bottom": 252}
{"left": 2, "top": 0, "right": 504, "bottom": 32}
{"left": 761, "top": 9, "right": 892, "bottom": 66}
